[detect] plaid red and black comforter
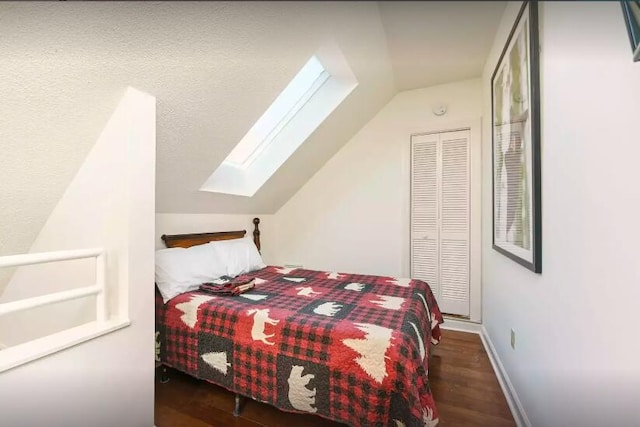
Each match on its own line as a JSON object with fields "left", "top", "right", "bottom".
{"left": 156, "top": 266, "right": 444, "bottom": 427}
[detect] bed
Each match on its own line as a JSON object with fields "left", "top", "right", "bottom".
{"left": 155, "top": 218, "right": 444, "bottom": 427}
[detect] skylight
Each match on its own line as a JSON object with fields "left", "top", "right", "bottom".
{"left": 201, "top": 45, "right": 358, "bottom": 197}
{"left": 224, "top": 56, "right": 330, "bottom": 168}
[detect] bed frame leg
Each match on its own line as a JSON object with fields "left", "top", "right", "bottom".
{"left": 233, "top": 394, "right": 245, "bottom": 417}
{"left": 160, "top": 365, "right": 170, "bottom": 384}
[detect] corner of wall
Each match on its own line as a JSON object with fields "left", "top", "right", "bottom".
{"left": 0, "top": 86, "right": 156, "bottom": 427}
{"left": 274, "top": 79, "right": 483, "bottom": 278}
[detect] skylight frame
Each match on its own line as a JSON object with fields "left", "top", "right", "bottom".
{"left": 201, "top": 43, "right": 359, "bottom": 198}
{"left": 224, "top": 56, "right": 331, "bottom": 169}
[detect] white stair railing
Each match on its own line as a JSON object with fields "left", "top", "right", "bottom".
{"left": 0, "top": 247, "right": 128, "bottom": 373}
{"left": 0, "top": 248, "right": 107, "bottom": 322}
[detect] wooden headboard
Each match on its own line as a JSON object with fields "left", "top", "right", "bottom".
{"left": 161, "top": 217, "right": 261, "bottom": 251}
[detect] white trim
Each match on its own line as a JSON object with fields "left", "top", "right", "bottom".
{"left": 479, "top": 326, "right": 531, "bottom": 427}
{"left": 0, "top": 247, "right": 103, "bottom": 268}
{"left": 201, "top": 43, "right": 358, "bottom": 198}
{"left": 468, "top": 118, "right": 483, "bottom": 323}
{"left": 0, "top": 318, "right": 130, "bottom": 373}
{"left": 440, "top": 317, "right": 482, "bottom": 334}
{"left": 0, "top": 285, "right": 101, "bottom": 317}
{"left": 437, "top": 322, "right": 529, "bottom": 426}
{"left": 0, "top": 248, "right": 109, "bottom": 324}
{"left": 95, "top": 251, "right": 107, "bottom": 322}
{"left": 408, "top": 118, "right": 482, "bottom": 323}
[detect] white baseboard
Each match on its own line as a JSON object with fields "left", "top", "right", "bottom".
{"left": 479, "top": 326, "right": 531, "bottom": 427}
{"left": 440, "top": 317, "right": 482, "bottom": 334}
{"left": 0, "top": 318, "right": 130, "bottom": 373}
{"left": 438, "top": 321, "right": 529, "bottom": 426}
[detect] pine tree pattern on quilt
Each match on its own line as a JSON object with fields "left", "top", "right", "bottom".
{"left": 155, "top": 266, "right": 444, "bottom": 427}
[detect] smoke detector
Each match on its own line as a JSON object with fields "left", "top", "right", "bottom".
{"left": 432, "top": 104, "right": 447, "bottom": 116}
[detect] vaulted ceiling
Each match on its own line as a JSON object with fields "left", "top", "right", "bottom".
{"left": 379, "top": 1, "right": 506, "bottom": 91}
{"left": 0, "top": 1, "right": 505, "bottom": 283}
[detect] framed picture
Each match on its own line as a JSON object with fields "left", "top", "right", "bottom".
{"left": 621, "top": 1, "right": 640, "bottom": 61}
{"left": 491, "top": 0, "right": 541, "bottom": 273}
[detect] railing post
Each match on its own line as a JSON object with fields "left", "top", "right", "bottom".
{"left": 95, "top": 251, "right": 107, "bottom": 322}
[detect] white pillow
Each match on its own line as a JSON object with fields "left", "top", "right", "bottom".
{"left": 209, "top": 237, "right": 266, "bottom": 277}
{"left": 155, "top": 242, "right": 226, "bottom": 303}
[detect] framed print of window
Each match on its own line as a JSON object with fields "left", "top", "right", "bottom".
{"left": 491, "top": 0, "right": 542, "bottom": 273}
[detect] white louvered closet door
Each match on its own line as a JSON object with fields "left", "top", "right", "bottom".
{"left": 411, "top": 134, "right": 439, "bottom": 299}
{"left": 439, "top": 130, "right": 470, "bottom": 315}
{"left": 411, "top": 130, "right": 470, "bottom": 317}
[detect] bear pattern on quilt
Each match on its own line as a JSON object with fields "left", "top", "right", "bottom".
{"left": 156, "top": 266, "right": 443, "bottom": 427}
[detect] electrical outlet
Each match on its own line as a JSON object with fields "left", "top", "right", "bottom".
{"left": 510, "top": 329, "right": 516, "bottom": 349}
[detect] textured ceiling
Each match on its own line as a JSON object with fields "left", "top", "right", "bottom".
{"left": 0, "top": 2, "right": 395, "bottom": 280}
{"left": 152, "top": 2, "right": 396, "bottom": 214}
{"left": 1, "top": 1, "right": 505, "bottom": 291}
{"left": 378, "top": 1, "right": 506, "bottom": 91}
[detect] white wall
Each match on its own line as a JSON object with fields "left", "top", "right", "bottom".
{"left": 0, "top": 87, "right": 155, "bottom": 427}
{"left": 156, "top": 213, "right": 275, "bottom": 264}
{"left": 481, "top": 3, "right": 640, "bottom": 426}
{"left": 274, "top": 79, "right": 482, "bottom": 302}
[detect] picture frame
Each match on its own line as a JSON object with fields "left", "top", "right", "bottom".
{"left": 621, "top": 1, "right": 640, "bottom": 62}
{"left": 491, "top": 0, "right": 542, "bottom": 273}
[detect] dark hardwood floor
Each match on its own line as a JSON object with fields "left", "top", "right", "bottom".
{"left": 155, "top": 329, "right": 516, "bottom": 427}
